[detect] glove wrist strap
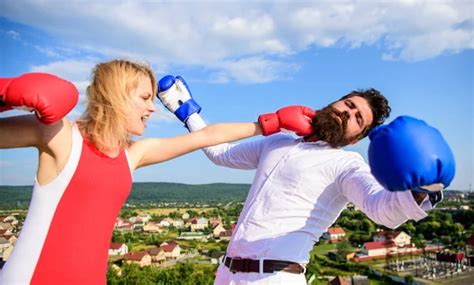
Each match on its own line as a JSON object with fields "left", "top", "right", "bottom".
{"left": 258, "top": 113, "right": 280, "bottom": 136}
{"left": 175, "top": 99, "right": 202, "bottom": 122}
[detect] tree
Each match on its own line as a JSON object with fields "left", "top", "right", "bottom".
{"left": 336, "top": 240, "right": 353, "bottom": 262}
{"left": 404, "top": 274, "right": 415, "bottom": 284}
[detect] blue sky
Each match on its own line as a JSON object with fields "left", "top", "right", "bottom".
{"left": 0, "top": 1, "right": 472, "bottom": 190}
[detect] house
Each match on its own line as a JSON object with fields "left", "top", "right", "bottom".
{"left": 115, "top": 217, "right": 125, "bottom": 227}
{"left": 137, "top": 213, "right": 151, "bottom": 223}
{"left": 159, "top": 218, "right": 173, "bottom": 227}
{"left": 2, "top": 216, "right": 16, "bottom": 222}
{"left": 160, "top": 243, "right": 181, "bottom": 259}
{"left": 124, "top": 252, "right": 152, "bottom": 267}
{"left": 181, "top": 212, "right": 190, "bottom": 220}
{"left": 190, "top": 217, "right": 208, "bottom": 231}
{"left": 210, "top": 218, "right": 223, "bottom": 228}
{"left": 109, "top": 242, "right": 128, "bottom": 256}
{"left": 115, "top": 218, "right": 133, "bottom": 231}
{"left": 322, "top": 227, "right": 346, "bottom": 242}
{"left": 2, "top": 216, "right": 18, "bottom": 226}
{"left": 219, "top": 230, "right": 233, "bottom": 241}
{"left": 161, "top": 240, "right": 178, "bottom": 247}
{"left": 0, "top": 223, "right": 13, "bottom": 231}
{"left": 360, "top": 241, "right": 397, "bottom": 257}
{"left": 132, "top": 219, "right": 145, "bottom": 229}
{"left": 171, "top": 219, "right": 184, "bottom": 228}
{"left": 230, "top": 223, "right": 237, "bottom": 234}
{"left": 143, "top": 222, "right": 163, "bottom": 233}
{"left": 160, "top": 218, "right": 184, "bottom": 228}
{"left": 145, "top": 247, "right": 166, "bottom": 263}
{"left": 328, "top": 275, "right": 350, "bottom": 285}
{"left": 0, "top": 229, "right": 12, "bottom": 236}
{"left": 0, "top": 237, "right": 10, "bottom": 256}
{"left": 346, "top": 202, "right": 357, "bottom": 211}
{"left": 213, "top": 223, "right": 226, "bottom": 237}
{"left": 2, "top": 235, "right": 17, "bottom": 245}
{"left": 373, "top": 230, "right": 411, "bottom": 247}
{"left": 2, "top": 244, "right": 14, "bottom": 261}
{"left": 465, "top": 234, "right": 474, "bottom": 266}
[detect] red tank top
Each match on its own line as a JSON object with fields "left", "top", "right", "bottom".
{"left": 0, "top": 124, "right": 133, "bottom": 284}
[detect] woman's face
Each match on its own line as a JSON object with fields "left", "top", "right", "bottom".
{"left": 127, "top": 74, "right": 155, "bottom": 136}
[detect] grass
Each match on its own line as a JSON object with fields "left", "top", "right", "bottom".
{"left": 312, "top": 243, "right": 339, "bottom": 255}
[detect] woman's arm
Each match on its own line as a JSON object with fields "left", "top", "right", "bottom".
{"left": 130, "top": 122, "right": 262, "bottom": 169}
{"left": 0, "top": 115, "right": 73, "bottom": 185}
{"left": 185, "top": 113, "right": 267, "bottom": 170}
{"left": 0, "top": 115, "right": 58, "bottom": 149}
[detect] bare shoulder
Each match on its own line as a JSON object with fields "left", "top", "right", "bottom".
{"left": 36, "top": 118, "right": 75, "bottom": 185}
{"left": 40, "top": 118, "right": 74, "bottom": 154}
{"left": 127, "top": 138, "right": 162, "bottom": 171}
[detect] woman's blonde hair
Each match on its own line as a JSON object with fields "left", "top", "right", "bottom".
{"left": 78, "top": 59, "right": 157, "bottom": 152}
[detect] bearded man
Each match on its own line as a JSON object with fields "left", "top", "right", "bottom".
{"left": 158, "top": 77, "right": 443, "bottom": 285}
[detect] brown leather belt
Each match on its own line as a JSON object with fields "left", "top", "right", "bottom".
{"left": 224, "top": 256, "right": 305, "bottom": 274}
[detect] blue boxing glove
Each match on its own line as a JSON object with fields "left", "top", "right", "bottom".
{"left": 157, "top": 75, "right": 201, "bottom": 123}
{"left": 368, "top": 116, "right": 455, "bottom": 193}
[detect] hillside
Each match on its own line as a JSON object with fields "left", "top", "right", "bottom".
{"left": 0, "top": 182, "right": 251, "bottom": 209}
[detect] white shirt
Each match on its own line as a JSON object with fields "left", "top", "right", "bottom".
{"left": 187, "top": 113, "right": 431, "bottom": 264}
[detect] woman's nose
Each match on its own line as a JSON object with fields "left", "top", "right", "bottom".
{"left": 149, "top": 101, "right": 156, "bottom": 112}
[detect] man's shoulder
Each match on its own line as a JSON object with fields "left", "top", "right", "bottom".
{"left": 264, "top": 133, "right": 296, "bottom": 143}
{"left": 335, "top": 149, "right": 367, "bottom": 166}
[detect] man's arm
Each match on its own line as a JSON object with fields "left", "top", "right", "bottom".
{"left": 339, "top": 155, "right": 430, "bottom": 229}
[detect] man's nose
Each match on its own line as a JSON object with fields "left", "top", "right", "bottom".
{"left": 346, "top": 108, "right": 357, "bottom": 117}
{"left": 342, "top": 111, "right": 351, "bottom": 120}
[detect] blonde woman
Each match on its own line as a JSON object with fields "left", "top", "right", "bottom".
{"left": 0, "top": 59, "right": 315, "bottom": 284}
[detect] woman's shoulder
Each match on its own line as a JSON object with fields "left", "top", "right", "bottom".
{"left": 38, "top": 118, "right": 75, "bottom": 150}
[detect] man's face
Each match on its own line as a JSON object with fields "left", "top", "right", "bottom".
{"left": 312, "top": 96, "right": 374, "bottom": 147}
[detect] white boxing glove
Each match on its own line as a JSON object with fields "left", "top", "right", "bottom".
{"left": 157, "top": 75, "right": 201, "bottom": 123}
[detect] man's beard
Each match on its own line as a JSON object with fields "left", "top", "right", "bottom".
{"left": 311, "top": 106, "right": 356, "bottom": 148}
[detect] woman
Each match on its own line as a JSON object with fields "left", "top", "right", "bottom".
{"left": 0, "top": 59, "right": 314, "bottom": 284}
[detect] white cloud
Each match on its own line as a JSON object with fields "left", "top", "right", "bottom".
{"left": 210, "top": 56, "right": 300, "bottom": 84}
{"left": 6, "top": 30, "right": 20, "bottom": 40}
{"left": 30, "top": 60, "right": 97, "bottom": 101}
{"left": 1, "top": 1, "right": 472, "bottom": 81}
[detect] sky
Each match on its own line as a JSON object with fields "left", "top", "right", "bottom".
{"left": 0, "top": 1, "right": 472, "bottom": 190}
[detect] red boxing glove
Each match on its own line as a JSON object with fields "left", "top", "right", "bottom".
{"left": 0, "top": 73, "right": 79, "bottom": 125}
{"left": 258, "top": 105, "right": 316, "bottom": 136}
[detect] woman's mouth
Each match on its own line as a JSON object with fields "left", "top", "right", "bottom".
{"left": 141, "top": 115, "right": 149, "bottom": 127}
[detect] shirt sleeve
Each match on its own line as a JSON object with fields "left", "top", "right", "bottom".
{"left": 185, "top": 113, "right": 265, "bottom": 169}
{"left": 337, "top": 152, "right": 429, "bottom": 229}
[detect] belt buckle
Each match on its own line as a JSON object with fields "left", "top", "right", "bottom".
{"left": 228, "top": 257, "right": 240, "bottom": 274}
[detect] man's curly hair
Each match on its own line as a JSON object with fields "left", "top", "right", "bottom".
{"left": 338, "top": 88, "right": 391, "bottom": 139}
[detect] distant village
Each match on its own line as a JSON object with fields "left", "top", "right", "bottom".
{"left": 1, "top": 190, "right": 473, "bottom": 284}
